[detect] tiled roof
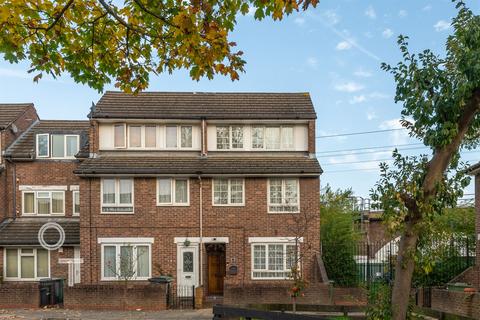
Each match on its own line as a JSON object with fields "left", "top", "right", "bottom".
{"left": 0, "top": 217, "right": 79, "bottom": 245}
{"left": 0, "top": 103, "right": 33, "bottom": 129}
{"left": 74, "top": 156, "right": 322, "bottom": 176}
{"left": 5, "top": 120, "right": 90, "bottom": 159}
{"left": 466, "top": 161, "right": 480, "bottom": 175}
{"left": 91, "top": 91, "right": 317, "bottom": 120}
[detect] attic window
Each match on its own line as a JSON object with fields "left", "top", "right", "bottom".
{"left": 36, "top": 134, "right": 79, "bottom": 159}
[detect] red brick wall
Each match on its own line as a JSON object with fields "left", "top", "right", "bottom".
{"left": 63, "top": 283, "right": 167, "bottom": 311}
{"left": 79, "top": 176, "right": 320, "bottom": 292}
{"left": 2, "top": 105, "right": 38, "bottom": 151}
{"left": 0, "top": 283, "right": 39, "bottom": 308}
{"left": 476, "top": 175, "right": 480, "bottom": 267}
{"left": 308, "top": 120, "right": 316, "bottom": 154}
{"left": 432, "top": 288, "right": 480, "bottom": 319}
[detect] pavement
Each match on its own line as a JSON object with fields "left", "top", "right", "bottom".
{"left": 0, "top": 308, "right": 213, "bottom": 320}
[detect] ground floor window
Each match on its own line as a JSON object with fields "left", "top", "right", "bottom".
{"left": 251, "top": 243, "right": 298, "bottom": 279}
{"left": 4, "top": 248, "right": 49, "bottom": 280}
{"left": 101, "top": 243, "right": 151, "bottom": 280}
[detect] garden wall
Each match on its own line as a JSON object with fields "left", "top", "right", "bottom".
{"left": 0, "top": 283, "right": 39, "bottom": 308}
{"left": 431, "top": 288, "right": 480, "bottom": 319}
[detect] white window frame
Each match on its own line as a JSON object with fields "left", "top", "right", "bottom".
{"left": 251, "top": 126, "right": 295, "bottom": 150}
{"left": 21, "top": 190, "right": 66, "bottom": 216}
{"left": 50, "top": 134, "right": 80, "bottom": 159}
{"left": 250, "top": 242, "right": 299, "bottom": 280}
{"left": 101, "top": 178, "right": 134, "bottom": 214}
{"left": 72, "top": 190, "right": 80, "bottom": 216}
{"left": 267, "top": 178, "right": 300, "bottom": 213}
{"left": 164, "top": 125, "right": 194, "bottom": 150}
{"left": 127, "top": 125, "right": 158, "bottom": 149}
{"left": 212, "top": 178, "right": 245, "bottom": 206}
{"left": 3, "top": 248, "right": 51, "bottom": 281}
{"left": 36, "top": 134, "right": 50, "bottom": 158}
{"left": 114, "top": 123, "right": 127, "bottom": 149}
{"left": 100, "top": 243, "right": 152, "bottom": 281}
{"left": 216, "top": 125, "right": 244, "bottom": 150}
{"left": 156, "top": 178, "right": 190, "bottom": 206}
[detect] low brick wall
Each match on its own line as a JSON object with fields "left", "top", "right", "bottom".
{"left": 450, "top": 266, "right": 480, "bottom": 289}
{"left": 223, "top": 281, "right": 366, "bottom": 306}
{"left": 63, "top": 284, "right": 168, "bottom": 311}
{"left": 0, "top": 282, "right": 40, "bottom": 308}
{"left": 432, "top": 288, "right": 480, "bottom": 319}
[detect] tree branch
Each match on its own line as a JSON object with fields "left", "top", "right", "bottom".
{"left": 132, "top": 0, "right": 175, "bottom": 28}
{"left": 46, "top": 0, "right": 74, "bottom": 32}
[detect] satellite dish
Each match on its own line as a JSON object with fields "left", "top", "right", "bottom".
{"left": 10, "top": 124, "right": 18, "bottom": 134}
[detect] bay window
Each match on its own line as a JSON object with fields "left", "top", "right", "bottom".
{"left": 22, "top": 190, "right": 65, "bottom": 215}
{"left": 268, "top": 178, "right": 299, "bottom": 213}
{"left": 4, "top": 248, "right": 49, "bottom": 280}
{"left": 157, "top": 178, "right": 189, "bottom": 205}
{"left": 101, "top": 243, "right": 151, "bottom": 280}
{"left": 251, "top": 243, "right": 298, "bottom": 279}
{"left": 101, "top": 178, "right": 134, "bottom": 213}
{"left": 216, "top": 125, "right": 243, "bottom": 149}
{"left": 213, "top": 179, "right": 244, "bottom": 205}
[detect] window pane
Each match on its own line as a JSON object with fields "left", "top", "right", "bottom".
{"left": 230, "top": 179, "right": 243, "bottom": 204}
{"left": 175, "top": 180, "right": 188, "bottom": 204}
{"left": 37, "top": 249, "right": 49, "bottom": 278}
{"left": 37, "top": 135, "right": 49, "bottom": 157}
{"left": 268, "top": 245, "right": 284, "bottom": 271}
{"left": 114, "top": 124, "right": 125, "bottom": 148}
{"left": 137, "top": 246, "right": 149, "bottom": 277}
{"left": 129, "top": 126, "right": 142, "bottom": 147}
{"left": 213, "top": 179, "right": 228, "bottom": 204}
{"left": 145, "top": 126, "right": 157, "bottom": 148}
{"left": 6, "top": 249, "right": 18, "bottom": 278}
{"left": 104, "top": 246, "right": 116, "bottom": 278}
{"left": 282, "top": 127, "right": 294, "bottom": 149}
{"left": 73, "top": 191, "right": 80, "bottom": 214}
{"left": 252, "top": 127, "right": 264, "bottom": 149}
{"left": 269, "top": 179, "right": 283, "bottom": 205}
{"left": 216, "top": 126, "right": 229, "bottom": 149}
{"left": 23, "top": 192, "right": 35, "bottom": 214}
{"left": 181, "top": 126, "right": 192, "bottom": 148}
{"left": 52, "top": 135, "right": 65, "bottom": 157}
{"left": 183, "top": 251, "right": 194, "bottom": 272}
{"left": 66, "top": 136, "right": 78, "bottom": 157}
{"left": 284, "top": 179, "right": 298, "bottom": 205}
{"left": 103, "top": 179, "right": 116, "bottom": 204}
{"left": 158, "top": 179, "right": 172, "bottom": 203}
{"left": 120, "top": 246, "right": 134, "bottom": 278}
{"left": 21, "top": 256, "right": 35, "bottom": 279}
{"left": 166, "top": 126, "right": 177, "bottom": 148}
{"left": 253, "top": 245, "right": 266, "bottom": 270}
{"left": 37, "top": 196, "right": 51, "bottom": 215}
{"left": 231, "top": 126, "right": 243, "bottom": 148}
{"left": 265, "top": 127, "right": 281, "bottom": 149}
{"left": 286, "top": 245, "right": 297, "bottom": 270}
{"left": 51, "top": 192, "right": 64, "bottom": 214}
{"left": 119, "top": 179, "right": 133, "bottom": 204}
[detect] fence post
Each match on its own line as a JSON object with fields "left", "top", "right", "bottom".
{"left": 192, "top": 285, "right": 195, "bottom": 309}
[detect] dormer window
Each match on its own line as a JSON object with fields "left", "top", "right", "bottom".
{"left": 36, "top": 134, "right": 79, "bottom": 159}
{"left": 252, "top": 126, "right": 294, "bottom": 150}
{"left": 216, "top": 125, "right": 243, "bottom": 150}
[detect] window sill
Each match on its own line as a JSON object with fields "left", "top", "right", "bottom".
{"left": 156, "top": 203, "right": 190, "bottom": 207}
{"left": 21, "top": 213, "right": 66, "bottom": 217}
{"left": 212, "top": 204, "right": 245, "bottom": 207}
{"left": 267, "top": 211, "right": 300, "bottom": 214}
{"left": 100, "top": 211, "right": 135, "bottom": 215}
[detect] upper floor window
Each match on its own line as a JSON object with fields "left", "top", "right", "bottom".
{"left": 128, "top": 125, "right": 157, "bottom": 148}
{"left": 212, "top": 179, "right": 244, "bottom": 206}
{"left": 101, "top": 178, "right": 134, "bottom": 213}
{"left": 114, "top": 124, "right": 126, "bottom": 148}
{"left": 252, "top": 126, "right": 293, "bottom": 150}
{"left": 73, "top": 190, "right": 80, "bottom": 216}
{"left": 114, "top": 124, "right": 193, "bottom": 149}
{"left": 268, "top": 178, "right": 299, "bottom": 213}
{"left": 157, "top": 178, "right": 189, "bottom": 206}
{"left": 216, "top": 126, "right": 243, "bottom": 150}
{"left": 36, "top": 134, "right": 79, "bottom": 159}
{"left": 166, "top": 125, "right": 193, "bottom": 149}
{"left": 22, "top": 190, "right": 65, "bottom": 215}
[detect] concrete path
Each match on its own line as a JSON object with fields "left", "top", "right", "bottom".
{"left": 0, "top": 308, "right": 212, "bottom": 320}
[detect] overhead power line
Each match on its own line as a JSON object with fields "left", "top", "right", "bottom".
{"left": 316, "top": 128, "right": 405, "bottom": 139}
{"left": 316, "top": 146, "right": 428, "bottom": 158}
{"left": 316, "top": 143, "right": 424, "bottom": 154}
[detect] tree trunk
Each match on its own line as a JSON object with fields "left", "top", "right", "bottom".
{"left": 391, "top": 221, "right": 419, "bottom": 320}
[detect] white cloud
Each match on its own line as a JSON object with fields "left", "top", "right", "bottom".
{"left": 306, "top": 57, "right": 319, "bottom": 69}
{"left": 323, "top": 10, "right": 340, "bottom": 25}
{"left": 334, "top": 82, "right": 365, "bottom": 93}
{"left": 398, "top": 10, "right": 407, "bottom": 18}
{"left": 366, "top": 109, "right": 377, "bottom": 120}
{"left": 294, "top": 17, "right": 305, "bottom": 26}
{"left": 379, "top": 118, "right": 411, "bottom": 145}
{"left": 349, "top": 92, "right": 389, "bottom": 104}
{"left": 349, "top": 95, "right": 367, "bottom": 104}
{"left": 336, "top": 41, "right": 352, "bottom": 51}
{"left": 354, "top": 69, "right": 372, "bottom": 78}
{"left": 382, "top": 28, "right": 394, "bottom": 39}
{"left": 434, "top": 20, "right": 451, "bottom": 32}
{"left": 365, "top": 6, "right": 376, "bottom": 19}
{"left": 423, "top": 5, "right": 432, "bottom": 11}
{"left": 368, "top": 92, "right": 389, "bottom": 99}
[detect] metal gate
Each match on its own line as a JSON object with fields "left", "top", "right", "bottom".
{"left": 167, "top": 284, "right": 195, "bottom": 309}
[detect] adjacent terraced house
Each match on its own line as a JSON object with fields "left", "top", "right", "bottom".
{"left": 0, "top": 92, "right": 323, "bottom": 307}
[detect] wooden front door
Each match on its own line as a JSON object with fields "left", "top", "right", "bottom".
{"left": 207, "top": 246, "right": 226, "bottom": 295}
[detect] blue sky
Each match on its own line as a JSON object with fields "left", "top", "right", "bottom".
{"left": 1, "top": 0, "right": 479, "bottom": 199}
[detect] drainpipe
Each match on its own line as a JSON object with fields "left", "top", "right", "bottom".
{"left": 198, "top": 175, "right": 204, "bottom": 286}
{"left": 6, "top": 158, "right": 17, "bottom": 219}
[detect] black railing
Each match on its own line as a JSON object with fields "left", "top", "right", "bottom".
{"left": 166, "top": 284, "right": 195, "bottom": 309}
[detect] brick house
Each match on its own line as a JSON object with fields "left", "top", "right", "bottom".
{"left": 0, "top": 92, "right": 324, "bottom": 307}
